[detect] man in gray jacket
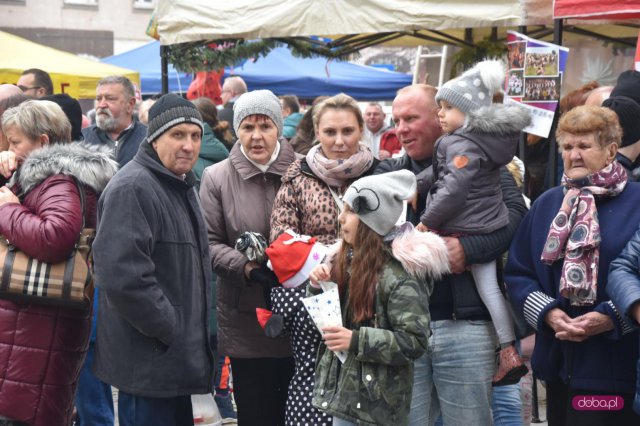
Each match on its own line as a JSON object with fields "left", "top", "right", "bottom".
{"left": 92, "top": 94, "right": 214, "bottom": 426}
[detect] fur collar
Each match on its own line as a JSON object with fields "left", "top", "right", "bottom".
{"left": 16, "top": 142, "right": 119, "bottom": 194}
{"left": 389, "top": 228, "right": 450, "bottom": 281}
{"left": 326, "top": 227, "right": 450, "bottom": 281}
{"left": 464, "top": 103, "right": 531, "bottom": 136}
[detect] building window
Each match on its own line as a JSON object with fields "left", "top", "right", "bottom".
{"left": 64, "top": 0, "right": 98, "bottom": 6}
{"left": 133, "top": 0, "right": 155, "bottom": 9}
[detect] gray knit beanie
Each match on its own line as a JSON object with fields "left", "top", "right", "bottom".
{"left": 436, "top": 59, "right": 505, "bottom": 114}
{"left": 147, "top": 93, "right": 204, "bottom": 144}
{"left": 233, "top": 90, "right": 283, "bottom": 137}
{"left": 343, "top": 170, "right": 417, "bottom": 236}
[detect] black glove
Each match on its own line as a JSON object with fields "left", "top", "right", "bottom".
{"left": 264, "top": 314, "right": 284, "bottom": 338}
{"left": 249, "top": 265, "right": 280, "bottom": 290}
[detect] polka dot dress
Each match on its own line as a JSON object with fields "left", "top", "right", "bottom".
{"left": 271, "top": 286, "right": 332, "bottom": 426}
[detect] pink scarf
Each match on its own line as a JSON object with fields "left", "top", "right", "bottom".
{"left": 541, "top": 161, "right": 627, "bottom": 306}
{"left": 305, "top": 143, "right": 374, "bottom": 188}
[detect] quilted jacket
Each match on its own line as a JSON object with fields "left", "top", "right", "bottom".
{"left": 0, "top": 143, "right": 117, "bottom": 426}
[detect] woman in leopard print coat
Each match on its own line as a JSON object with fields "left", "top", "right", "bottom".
{"left": 268, "top": 93, "right": 377, "bottom": 425}
{"left": 270, "top": 93, "right": 378, "bottom": 245}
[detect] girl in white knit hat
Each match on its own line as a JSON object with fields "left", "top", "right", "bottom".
{"left": 309, "top": 170, "right": 450, "bottom": 426}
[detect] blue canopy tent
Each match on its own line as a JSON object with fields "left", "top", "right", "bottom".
{"left": 103, "top": 43, "right": 411, "bottom": 100}
{"left": 228, "top": 46, "right": 412, "bottom": 100}
{"left": 103, "top": 41, "right": 192, "bottom": 95}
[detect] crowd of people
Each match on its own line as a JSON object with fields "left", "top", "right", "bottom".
{"left": 1, "top": 61, "right": 640, "bottom": 426}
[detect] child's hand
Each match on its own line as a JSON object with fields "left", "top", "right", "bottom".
{"left": 309, "top": 264, "right": 331, "bottom": 286}
{"left": 416, "top": 223, "right": 429, "bottom": 232}
{"left": 322, "top": 326, "right": 353, "bottom": 352}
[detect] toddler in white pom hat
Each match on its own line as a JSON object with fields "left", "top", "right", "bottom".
{"left": 415, "top": 59, "right": 531, "bottom": 386}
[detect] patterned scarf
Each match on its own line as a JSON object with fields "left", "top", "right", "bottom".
{"left": 305, "top": 143, "right": 374, "bottom": 188}
{"left": 541, "top": 161, "right": 627, "bottom": 306}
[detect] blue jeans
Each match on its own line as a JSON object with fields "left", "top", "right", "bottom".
{"left": 409, "top": 320, "right": 496, "bottom": 426}
{"left": 117, "top": 392, "right": 193, "bottom": 426}
{"left": 433, "top": 383, "right": 523, "bottom": 426}
{"left": 74, "top": 342, "right": 115, "bottom": 426}
{"left": 492, "top": 384, "right": 523, "bottom": 426}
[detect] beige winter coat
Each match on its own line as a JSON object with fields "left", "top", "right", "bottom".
{"left": 199, "top": 141, "right": 296, "bottom": 358}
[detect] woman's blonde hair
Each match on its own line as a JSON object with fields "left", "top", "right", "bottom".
{"left": 312, "top": 93, "right": 364, "bottom": 132}
{"left": 556, "top": 105, "right": 622, "bottom": 149}
{"left": 1, "top": 100, "right": 71, "bottom": 144}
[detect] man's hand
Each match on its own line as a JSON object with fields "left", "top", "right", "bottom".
{"left": 443, "top": 236, "right": 466, "bottom": 274}
{"left": 545, "top": 308, "right": 587, "bottom": 342}
{"left": 416, "top": 223, "right": 428, "bottom": 232}
{"left": 0, "top": 186, "right": 19, "bottom": 207}
{"left": 322, "top": 326, "right": 353, "bottom": 352}
{"left": 0, "top": 151, "right": 17, "bottom": 179}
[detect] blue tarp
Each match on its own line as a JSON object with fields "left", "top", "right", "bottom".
{"left": 227, "top": 46, "right": 412, "bottom": 100}
{"left": 102, "top": 42, "right": 192, "bottom": 95}
{"left": 103, "top": 42, "right": 412, "bottom": 100}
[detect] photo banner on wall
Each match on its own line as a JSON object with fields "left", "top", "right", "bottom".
{"left": 504, "top": 30, "right": 569, "bottom": 138}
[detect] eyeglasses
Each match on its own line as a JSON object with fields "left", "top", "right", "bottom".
{"left": 17, "top": 85, "right": 41, "bottom": 93}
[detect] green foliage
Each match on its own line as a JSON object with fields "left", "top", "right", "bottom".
{"left": 167, "top": 38, "right": 357, "bottom": 73}
{"left": 450, "top": 38, "right": 507, "bottom": 78}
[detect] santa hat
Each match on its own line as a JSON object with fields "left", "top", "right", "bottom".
{"left": 266, "top": 230, "right": 327, "bottom": 288}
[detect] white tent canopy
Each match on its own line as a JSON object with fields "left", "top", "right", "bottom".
{"left": 156, "top": 0, "right": 637, "bottom": 50}
{"left": 157, "top": 0, "right": 526, "bottom": 45}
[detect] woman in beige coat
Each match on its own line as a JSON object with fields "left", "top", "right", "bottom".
{"left": 199, "top": 90, "right": 297, "bottom": 426}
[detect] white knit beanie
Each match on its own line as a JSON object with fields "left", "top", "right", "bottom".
{"left": 435, "top": 59, "right": 505, "bottom": 114}
{"left": 233, "top": 90, "right": 284, "bottom": 137}
{"left": 342, "top": 170, "right": 417, "bottom": 236}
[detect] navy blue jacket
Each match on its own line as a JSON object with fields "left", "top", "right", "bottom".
{"left": 608, "top": 225, "right": 640, "bottom": 413}
{"left": 505, "top": 183, "right": 640, "bottom": 392}
{"left": 82, "top": 120, "right": 147, "bottom": 167}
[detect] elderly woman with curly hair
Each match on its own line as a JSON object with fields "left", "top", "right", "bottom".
{"left": 505, "top": 105, "right": 640, "bottom": 425}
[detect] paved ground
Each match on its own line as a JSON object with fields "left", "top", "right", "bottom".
{"left": 110, "top": 384, "right": 546, "bottom": 425}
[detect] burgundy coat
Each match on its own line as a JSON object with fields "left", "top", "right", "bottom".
{"left": 0, "top": 143, "right": 117, "bottom": 426}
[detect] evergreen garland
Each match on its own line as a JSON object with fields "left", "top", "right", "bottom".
{"left": 167, "top": 38, "right": 357, "bottom": 72}
{"left": 450, "top": 37, "right": 507, "bottom": 77}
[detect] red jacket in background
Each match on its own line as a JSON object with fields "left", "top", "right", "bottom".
{"left": 0, "top": 143, "right": 117, "bottom": 426}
